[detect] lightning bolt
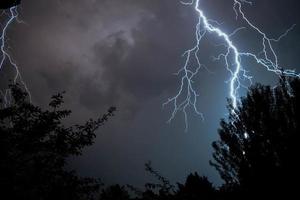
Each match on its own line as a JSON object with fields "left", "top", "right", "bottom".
{"left": 0, "top": 6, "right": 30, "bottom": 106}
{"left": 164, "top": 0, "right": 300, "bottom": 131}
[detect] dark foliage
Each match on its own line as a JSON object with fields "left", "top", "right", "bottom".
{"left": 1, "top": 77, "right": 299, "bottom": 200}
{"left": 0, "top": 84, "right": 116, "bottom": 200}
{"left": 211, "top": 78, "right": 300, "bottom": 198}
{"left": 176, "top": 173, "right": 216, "bottom": 200}
{"left": 125, "top": 162, "right": 217, "bottom": 200}
{"left": 99, "top": 184, "right": 130, "bottom": 200}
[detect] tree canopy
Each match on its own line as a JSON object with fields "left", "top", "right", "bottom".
{"left": 211, "top": 78, "right": 300, "bottom": 197}
{"left": 0, "top": 84, "right": 116, "bottom": 200}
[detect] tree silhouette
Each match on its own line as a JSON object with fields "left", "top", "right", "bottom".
{"left": 138, "top": 161, "right": 175, "bottom": 200}
{"left": 210, "top": 78, "right": 300, "bottom": 197}
{"left": 176, "top": 173, "right": 216, "bottom": 200}
{"left": 0, "top": 84, "right": 116, "bottom": 200}
{"left": 2, "top": 78, "right": 299, "bottom": 200}
{"left": 141, "top": 163, "right": 217, "bottom": 200}
{"left": 99, "top": 184, "right": 130, "bottom": 200}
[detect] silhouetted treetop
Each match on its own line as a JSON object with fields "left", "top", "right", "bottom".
{"left": 211, "top": 78, "right": 299, "bottom": 197}
{"left": 0, "top": 84, "right": 116, "bottom": 200}
{"left": 176, "top": 173, "right": 216, "bottom": 200}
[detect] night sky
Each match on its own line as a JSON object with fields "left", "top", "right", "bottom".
{"left": 2, "top": 0, "right": 300, "bottom": 187}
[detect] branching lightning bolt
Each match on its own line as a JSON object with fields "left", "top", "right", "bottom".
{"left": 0, "top": 6, "right": 30, "bottom": 106}
{"left": 164, "top": 0, "right": 300, "bottom": 131}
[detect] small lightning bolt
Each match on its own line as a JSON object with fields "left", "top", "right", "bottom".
{"left": 0, "top": 6, "right": 30, "bottom": 106}
{"left": 164, "top": 0, "right": 300, "bottom": 131}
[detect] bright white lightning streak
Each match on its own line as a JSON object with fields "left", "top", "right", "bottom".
{"left": 164, "top": 0, "right": 300, "bottom": 131}
{"left": 0, "top": 6, "right": 30, "bottom": 106}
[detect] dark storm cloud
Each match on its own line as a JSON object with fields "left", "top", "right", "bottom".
{"left": 6, "top": 0, "right": 300, "bottom": 186}
{"left": 13, "top": 0, "right": 193, "bottom": 116}
{"left": 86, "top": 7, "right": 191, "bottom": 115}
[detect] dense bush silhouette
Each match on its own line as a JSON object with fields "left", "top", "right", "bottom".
{"left": 99, "top": 184, "right": 130, "bottom": 200}
{"left": 176, "top": 173, "right": 216, "bottom": 199}
{"left": 0, "top": 84, "right": 116, "bottom": 200}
